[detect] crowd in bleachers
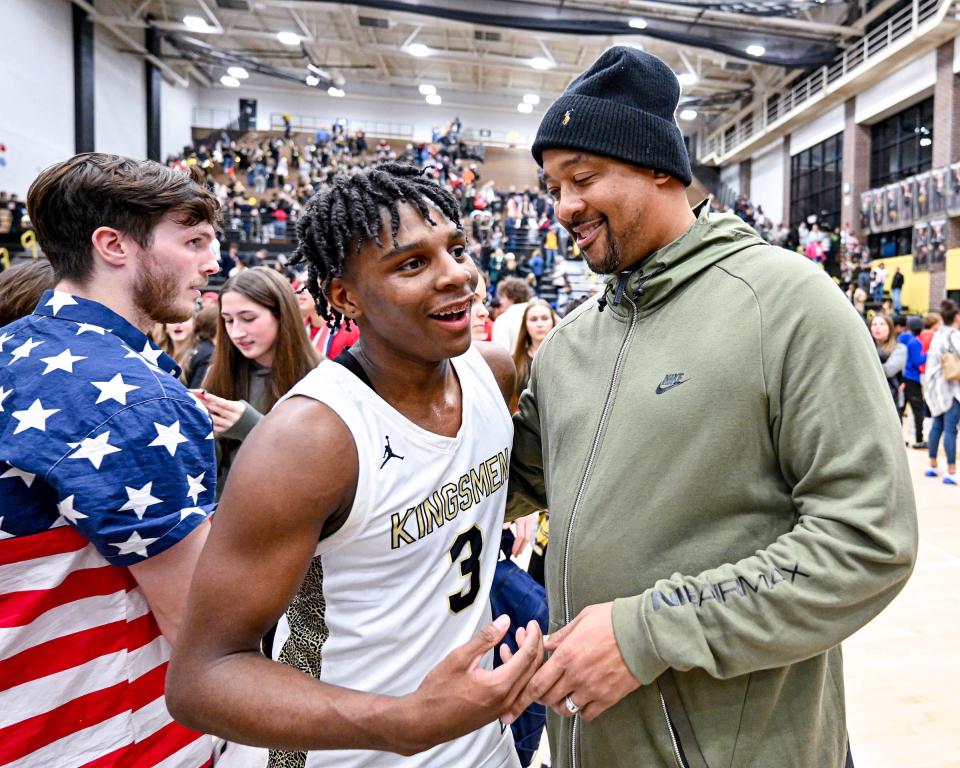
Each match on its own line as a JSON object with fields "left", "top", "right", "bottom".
{"left": 163, "top": 118, "right": 588, "bottom": 312}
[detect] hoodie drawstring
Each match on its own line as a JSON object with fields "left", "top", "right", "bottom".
{"left": 598, "top": 267, "right": 667, "bottom": 313}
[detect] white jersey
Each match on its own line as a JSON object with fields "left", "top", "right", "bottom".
{"left": 254, "top": 345, "right": 517, "bottom": 768}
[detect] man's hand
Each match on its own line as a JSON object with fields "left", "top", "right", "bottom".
{"left": 403, "top": 615, "right": 544, "bottom": 754}
{"left": 520, "top": 602, "right": 640, "bottom": 721}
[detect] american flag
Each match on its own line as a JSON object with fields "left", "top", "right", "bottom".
{"left": 0, "top": 290, "right": 216, "bottom": 767}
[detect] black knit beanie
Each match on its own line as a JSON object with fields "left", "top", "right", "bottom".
{"left": 532, "top": 46, "right": 692, "bottom": 187}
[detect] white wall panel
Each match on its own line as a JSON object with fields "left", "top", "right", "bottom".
{"left": 750, "top": 139, "right": 785, "bottom": 224}
{"left": 161, "top": 81, "right": 199, "bottom": 160}
{"left": 854, "top": 50, "right": 936, "bottom": 124}
{"left": 95, "top": 30, "right": 146, "bottom": 159}
{"left": 0, "top": 0, "right": 74, "bottom": 196}
{"left": 790, "top": 104, "right": 845, "bottom": 155}
{"left": 720, "top": 162, "right": 740, "bottom": 196}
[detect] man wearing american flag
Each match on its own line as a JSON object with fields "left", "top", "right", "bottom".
{"left": 0, "top": 153, "right": 220, "bottom": 766}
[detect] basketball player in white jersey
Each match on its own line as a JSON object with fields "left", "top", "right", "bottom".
{"left": 167, "top": 164, "right": 543, "bottom": 767}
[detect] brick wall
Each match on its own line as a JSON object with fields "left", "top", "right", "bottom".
{"left": 842, "top": 98, "right": 872, "bottom": 240}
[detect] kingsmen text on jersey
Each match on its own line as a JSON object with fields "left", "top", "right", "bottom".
{"left": 269, "top": 345, "right": 516, "bottom": 768}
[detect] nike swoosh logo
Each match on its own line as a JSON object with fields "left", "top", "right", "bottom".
{"left": 655, "top": 378, "right": 688, "bottom": 395}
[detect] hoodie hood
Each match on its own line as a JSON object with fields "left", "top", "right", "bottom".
{"left": 599, "top": 200, "right": 764, "bottom": 318}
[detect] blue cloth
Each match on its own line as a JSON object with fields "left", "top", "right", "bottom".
{"left": 491, "top": 531, "right": 548, "bottom": 767}
{"left": 0, "top": 291, "right": 216, "bottom": 565}
{"left": 929, "top": 398, "right": 960, "bottom": 466}
{"left": 897, "top": 332, "right": 926, "bottom": 383}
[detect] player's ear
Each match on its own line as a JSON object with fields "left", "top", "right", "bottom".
{"left": 326, "top": 277, "right": 362, "bottom": 323}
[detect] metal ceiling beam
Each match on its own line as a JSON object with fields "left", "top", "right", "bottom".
{"left": 624, "top": 0, "right": 858, "bottom": 37}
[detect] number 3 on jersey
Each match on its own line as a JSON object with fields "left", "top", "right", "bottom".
{"left": 447, "top": 525, "right": 483, "bottom": 614}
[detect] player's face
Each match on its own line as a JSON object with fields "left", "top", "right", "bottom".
{"left": 221, "top": 291, "right": 281, "bottom": 367}
{"left": 135, "top": 213, "right": 218, "bottom": 324}
{"left": 340, "top": 202, "right": 476, "bottom": 362}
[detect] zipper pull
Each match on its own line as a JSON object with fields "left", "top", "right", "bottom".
{"left": 613, "top": 271, "right": 631, "bottom": 307}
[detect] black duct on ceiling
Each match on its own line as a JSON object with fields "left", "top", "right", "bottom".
{"left": 307, "top": 0, "right": 842, "bottom": 68}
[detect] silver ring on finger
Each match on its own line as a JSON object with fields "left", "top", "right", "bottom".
{"left": 564, "top": 695, "right": 580, "bottom": 715}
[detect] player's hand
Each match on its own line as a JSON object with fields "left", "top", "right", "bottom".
{"left": 516, "top": 602, "right": 640, "bottom": 722}
{"left": 403, "top": 615, "right": 543, "bottom": 754}
{"left": 201, "top": 393, "right": 247, "bottom": 435}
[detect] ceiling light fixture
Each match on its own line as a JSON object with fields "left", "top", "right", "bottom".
{"left": 407, "top": 43, "right": 431, "bottom": 58}
{"left": 529, "top": 57, "right": 553, "bottom": 71}
{"left": 227, "top": 66, "right": 249, "bottom": 79}
{"left": 277, "top": 31, "right": 301, "bottom": 46}
{"left": 746, "top": 44, "right": 766, "bottom": 57}
{"left": 220, "top": 75, "right": 240, "bottom": 88}
{"left": 305, "top": 75, "right": 320, "bottom": 87}
{"left": 629, "top": 17, "right": 648, "bottom": 29}
{"left": 523, "top": 94, "right": 540, "bottom": 105}
{"left": 679, "top": 109, "right": 698, "bottom": 121}
{"left": 425, "top": 93, "right": 442, "bottom": 105}
{"left": 183, "top": 15, "right": 213, "bottom": 32}
{"left": 328, "top": 86, "right": 345, "bottom": 98}
{"left": 418, "top": 84, "right": 437, "bottom": 95}
{"left": 677, "top": 72, "right": 697, "bottom": 87}
{"left": 518, "top": 102, "right": 533, "bottom": 113}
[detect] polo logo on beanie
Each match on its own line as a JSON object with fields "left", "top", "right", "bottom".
{"left": 531, "top": 46, "right": 693, "bottom": 187}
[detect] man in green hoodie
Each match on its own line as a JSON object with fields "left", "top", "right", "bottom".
{"left": 507, "top": 47, "right": 918, "bottom": 768}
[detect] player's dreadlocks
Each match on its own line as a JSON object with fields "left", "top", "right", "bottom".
{"left": 290, "top": 163, "right": 463, "bottom": 330}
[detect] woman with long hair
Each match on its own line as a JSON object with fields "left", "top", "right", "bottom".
{"left": 511, "top": 298, "right": 559, "bottom": 411}
{"left": 202, "top": 267, "right": 320, "bottom": 493}
{"left": 870, "top": 312, "right": 906, "bottom": 409}
{"left": 154, "top": 305, "right": 218, "bottom": 389}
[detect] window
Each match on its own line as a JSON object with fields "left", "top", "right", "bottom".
{"left": 790, "top": 132, "right": 843, "bottom": 230}
{"left": 870, "top": 97, "right": 934, "bottom": 188}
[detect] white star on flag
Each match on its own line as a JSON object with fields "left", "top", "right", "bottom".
{"left": 68, "top": 431, "right": 121, "bottom": 469}
{"left": 126, "top": 342, "right": 164, "bottom": 367}
{"left": 8, "top": 337, "right": 43, "bottom": 364}
{"left": 109, "top": 530, "right": 157, "bottom": 558}
{"left": 12, "top": 399, "right": 59, "bottom": 434}
{"left": 0, "top": 332, "right": 14, "bottom": 351}
{"left": 149, "top": 420, "right": 188, "bottom": 456}
{"left": 0, "top": 385, "right": 11, "bottom": 412}
{"left": 206, "top": 430, "right": 214, "bottom": 440}
{"left": 186, "top": 472, "right": 207, "bottom": 504}
{"left": 39, "top": 348, "right": 87, "bottom": 375}
{"left": 45, "top": 291, "right": 78, "bottom": 316}
{"left": 58, "top": 495, "right": 89, "bottom": 523}
{"left": 119, "top": 482, "right": 162, "bottom": 519}
{"left": 0, "top": 518, "right": 13, "bottom": 540}
{"left": 92, "top": 373, "right": 139, "bottom": 405}
{"left": 179, "top": 506, "right": 206, "bottom": 521}
{"left": 1, "top": 466, "right": 36, "bottom": 487}
{"left": 75, "top": 322, "right": 106, "bottom": 335}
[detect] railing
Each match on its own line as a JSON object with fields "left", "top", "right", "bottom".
{"left": 269, "top": 113, "right": 414, "bottom": 140}
{"left": 701, "top": 0, "right": 949, "bottom": 162}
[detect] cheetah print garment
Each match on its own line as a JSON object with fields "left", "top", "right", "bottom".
{"left": 267, "top": 555, "right": 328, "bottom": 768}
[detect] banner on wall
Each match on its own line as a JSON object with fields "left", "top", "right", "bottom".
{"left": 950, "top": 163, "right": 960, "bottom": 216}
{"left": 884, "top": 184, "right": 901, "bottom": 230}
{"left": 870, "top": 187, "right": 885, "bottom": 233}
{"left": 898, "top": 177, "right": 915, "bottom": 229}
{"left": 860, "top": 190, "right": 873, "bottom": 232}
{"left": 913, "top": 221, "right": 930, "bottom": 271}
{"left": 931, "top": 167, "right": 949, "bottom": 216}
{"left": 914, "top": 173, "right": 931, "bottom": 220}
{"left": 930, "top": 219, "right": 947, "bottom": 265}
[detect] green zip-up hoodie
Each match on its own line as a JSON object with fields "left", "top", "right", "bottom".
{"left": 508, "top": 204, "right": 917, "bottom": 768}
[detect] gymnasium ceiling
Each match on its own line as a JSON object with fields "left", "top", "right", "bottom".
{"left": 72, "top": 0, "right": 900, "bottom": 120}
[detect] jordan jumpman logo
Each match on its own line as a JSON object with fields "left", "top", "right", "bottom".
{"left": 379, "top": 436, "right": 404, "bottom": 469}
